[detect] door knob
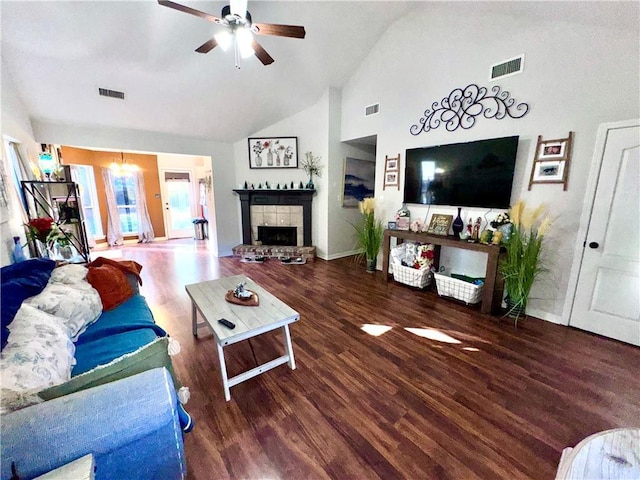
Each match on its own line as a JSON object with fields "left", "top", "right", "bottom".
{"left": 589, "top": 242, "right": 599, "bottom": 249}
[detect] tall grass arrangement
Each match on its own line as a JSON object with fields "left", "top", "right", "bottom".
{"left": 353, "top": 197, "right": 385, "bottom": 267}
{"left": 500, "top": 200, "right": 552, "bottom": 318}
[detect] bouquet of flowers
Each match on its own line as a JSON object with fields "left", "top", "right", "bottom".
{"left": 490, "top": 212, "right": 511, "bottom": 228}
{"left": 24, "top": 217, "right": 54, "bottom": 243}
{"left": 252, "top": 140, "right": 264, "bottom": 155}
{"left": 301, "top": 151, "right": 323, "bottom": 178}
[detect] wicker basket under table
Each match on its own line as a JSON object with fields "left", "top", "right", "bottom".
{"left": 392, "top": 263, "right": 431, "bottom": 289}
{"left": 434, "top": 272, "right": 483, "bottom": 305}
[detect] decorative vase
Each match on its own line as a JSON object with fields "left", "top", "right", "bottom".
{"left": 505, "top": 296, "right": 526, "bottom": 319}
{"left": 498, "top": 223, "right": 513, "bottom": 244}
{"left": 255, "top": 154, "right": 262, "bottom": 167}
{"left": 267, "top": 150, "right": 273, "bottom": 166}
{"left": 307, "top": 175, "right": 314, "bottom": 189}
{"left": 36, "top": 239, "right": 50, "bottom": 259}
{"left": 276, "top": 152, "right": 281, "bottom": 166}
{"left": 452, "top": 207, "right": 464, "bottom": 238}
{"left": 366, "top": 258, "right": 376, "bottom": 272}
{"left": 56, "top": 244, "right": 73, "bottom": 260}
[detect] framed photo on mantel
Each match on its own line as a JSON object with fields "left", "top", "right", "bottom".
{"left": 248, "top": 137, "right": 298, "bottom": 169}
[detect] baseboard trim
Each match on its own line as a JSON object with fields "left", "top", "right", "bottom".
{"left": 326, "top": 250, "right": 360, "bottom": 261}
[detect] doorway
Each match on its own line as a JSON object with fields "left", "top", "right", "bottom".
{"left": 160, "top": 169, "right": 196, "bottom": 239}
{"left": 568, "top": 120, "right": 639, "bottom": 345}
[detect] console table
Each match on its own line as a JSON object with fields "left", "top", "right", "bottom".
{"left": 382, "top": 229, "right": 505, "bottom": 315}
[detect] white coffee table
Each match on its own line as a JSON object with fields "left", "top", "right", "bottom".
{"left": 185, "top": 274, "right": 299, "bottom": 401}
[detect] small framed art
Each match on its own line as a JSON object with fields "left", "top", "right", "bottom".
{"left": 248, "top": 137, "right": 298, "bottom": 169}
{"left": 387, "top": 221, "right": 397, "bottom": 230}
{"left": 383, "top": 154, "right": 400, "bottom": 190}
{"left": 529, "top": 132, "right": 574, "bottom": 190}
{"left": 426, "top": 214, "right": 453, "bottom": 236}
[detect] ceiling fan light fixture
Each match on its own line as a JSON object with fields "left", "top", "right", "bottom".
{"left": 214, "top": 30, "right": 233, "bottom": 51}
{"left": 236, "top": 28, "right": 254, "bottom": 58}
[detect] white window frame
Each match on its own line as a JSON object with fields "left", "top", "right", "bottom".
{"left": 70, "top": 164, "right": 105, "bottom": 240}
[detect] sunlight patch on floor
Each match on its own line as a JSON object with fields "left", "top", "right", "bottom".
{"left": 462, "top": 347, "right": 480, "bottom": 352}
{"left": 404, "top": 327, "right": 461, "bottom": 344}
{"left": 361, "top": 324, "right": 393, "bottom": 336}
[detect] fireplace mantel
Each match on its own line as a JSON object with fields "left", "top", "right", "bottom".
{"left": 233, "top": 189, "right": 315, "bottom": 247}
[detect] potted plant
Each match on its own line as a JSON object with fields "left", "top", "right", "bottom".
{"left": 500, "top": 200, "right": 552, "bottom": 320}
{"left": 353, "top": 197, "right": 385, "bottom": 272}
{"left": 301, "top": 151, "right": 323, "bottom": 189}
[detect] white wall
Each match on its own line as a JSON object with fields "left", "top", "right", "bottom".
{"left": 1, "top": 65, "right": 40, "bottom": 266}
{"left": 31, "top": 121, "right": 238, "bottom": 256}
{"left": 233, "top": 92, "right": 331, "bottom": 257}
{"left": 340, "top": 3, "right": 640, "bottom": 322}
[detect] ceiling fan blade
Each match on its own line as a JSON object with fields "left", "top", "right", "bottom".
{"left": 195, "top": 38, "right": 218, "bottom": 54}
{"left": 251, "top": 40, "right": 274, "bottom": 65}
{"left": 253, "top": 23, "right": 306, "bottom": 39}
{"left": 157, "top": 0, "right": 221, "bottom": 24}
{"left": 230, "top": 0, "right": 247, "bottom": 18}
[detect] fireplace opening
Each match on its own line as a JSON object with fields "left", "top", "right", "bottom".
{"left": 258, "top": 226, "right": 297, "bottom": 246}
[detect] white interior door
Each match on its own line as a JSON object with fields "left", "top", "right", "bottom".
{"left": 160, "top": 169, "right": 195, "bottom": 239}
{"left": 570, "top": 124, "right": 640, "bottom": 345}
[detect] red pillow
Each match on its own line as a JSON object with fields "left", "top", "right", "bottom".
{"left": 87, "top": 264, "right": 134, "bottom": 311}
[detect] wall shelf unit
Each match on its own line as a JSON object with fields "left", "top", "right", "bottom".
{"left": 21, "top": 181, "right": 91, "bottom": 263}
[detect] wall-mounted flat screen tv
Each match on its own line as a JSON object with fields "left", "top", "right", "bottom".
{"left": 404, "top": 136, "right": 519, "bottom": 209}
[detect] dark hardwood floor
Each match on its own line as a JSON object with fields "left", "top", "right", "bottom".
{"left": 99, "top": 240, "right": 640, "bottom": 479}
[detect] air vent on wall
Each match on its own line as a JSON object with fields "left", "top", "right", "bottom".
{"left": 98, "top": 87, "right": 125, "bottom": 100}
{"left": 365, "top": 103, "right": 380, "bottom": 117}
{"left": 490, "top": 54, "right": 524, "bottom": 80}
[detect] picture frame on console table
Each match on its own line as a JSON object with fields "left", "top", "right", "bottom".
{"left": 248, "top": 137, "right": 298, "bottom": 169}
{"left": 426, "top": 214, "right": 453, "bottom": 236}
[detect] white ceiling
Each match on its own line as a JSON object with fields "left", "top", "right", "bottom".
{"left": 2, "top": 1, "right": 638, "bottom": 144}
{"left": 1, "top": 0, "right": 417, "bottom": 143}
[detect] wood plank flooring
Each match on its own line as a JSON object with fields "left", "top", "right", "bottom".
{"left": 100, "top": 240, "right": 640, "bottom": 479}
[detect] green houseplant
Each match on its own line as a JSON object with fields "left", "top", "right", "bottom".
{"left": 500, "top": 200, "right": 552, "bottom": 320}
{"left": 353, "top": 197, "right": 385, "bottom": 272}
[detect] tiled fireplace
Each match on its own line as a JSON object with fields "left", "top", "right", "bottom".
{"left": 232, "top": 189, "right": 316, "bottom": 259}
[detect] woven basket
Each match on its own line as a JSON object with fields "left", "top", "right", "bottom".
{"left": 392, "top": 263, "right": 431, "bottom": 288}
{"left": 434, "top": 272, "right": 483, "bottom": 304}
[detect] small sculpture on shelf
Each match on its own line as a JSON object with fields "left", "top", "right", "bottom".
{"left": 471, "top": 217, "right": 481, "bottom": 242}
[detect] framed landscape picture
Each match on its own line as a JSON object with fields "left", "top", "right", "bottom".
{"left": 248, "top": 137, "right": 298, "bottom": 169}
{"left": 342, "top": 157, "right": 375, "bottom": 207}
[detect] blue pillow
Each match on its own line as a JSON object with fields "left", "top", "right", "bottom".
{"left": 1, "top": 258, "right": 56, "bottom": 349}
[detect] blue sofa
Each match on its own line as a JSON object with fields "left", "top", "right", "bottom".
{"left": 0, "top": 259, "right": 192, "bottom": 479}
{"left": 1, "top": 368, "right": 186, "bottom": 480}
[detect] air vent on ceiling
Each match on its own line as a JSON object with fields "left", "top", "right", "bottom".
{"left": 490, "top": 54, "right": 524, "bottom": 80}
{"left": 98, "top": 87, "right": 125, "bottom": 100}
{"left": 365, "top": 103, "right": 380, "bottom": 117}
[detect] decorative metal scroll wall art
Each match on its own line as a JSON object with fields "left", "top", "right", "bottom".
{"left": 410, "top": 84, "right": 529, "bottom": 135}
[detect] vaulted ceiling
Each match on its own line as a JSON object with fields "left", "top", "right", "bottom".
{"left": 3, "top": 2, "right": 638, "bottom": 144}
{"left": 1, "top": 1, "right": 416, "bottom": 142}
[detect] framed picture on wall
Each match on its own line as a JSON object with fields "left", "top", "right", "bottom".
{"left": 342, "top": 157, "right": 375, "bottom": 207}
{"left": 529, "top": 132, "right": 574, "bottom": 190}
{"left": 248, "top": 137, "right": 298, "bottom": 169}
{"left": 383, "top": 154, "right": 400, "bottom": 190}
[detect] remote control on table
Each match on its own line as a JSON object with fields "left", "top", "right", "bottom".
{"left": 218, "top": 318, "right": 236, "bottom": 329}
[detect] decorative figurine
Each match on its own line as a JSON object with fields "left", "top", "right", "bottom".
{"left": 466, "top": 218, "right": 473, "bottom": 237}
{"left": 472, "top": 217, "right": 481, "bottom": 241}
{"left": 299, "top": 181, "right": 304, "bottom": 189}
{"left": 233, "top": 282, "right": 252, "bottom": 299}
{"left": 492, "top": 230, "right": 503, "bottom": 245}
{"left": 265, "top": 181, "right": 270, "bottom": 189}
{"left": 243, "top": 181, "right": 248, "bottom": 189}
{"left": 290, "top": 181, "right": 294, "bottom": 189}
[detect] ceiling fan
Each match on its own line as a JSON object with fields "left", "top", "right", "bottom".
{"left": 158, "top": 0, "right": 306, "bottom": 68}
